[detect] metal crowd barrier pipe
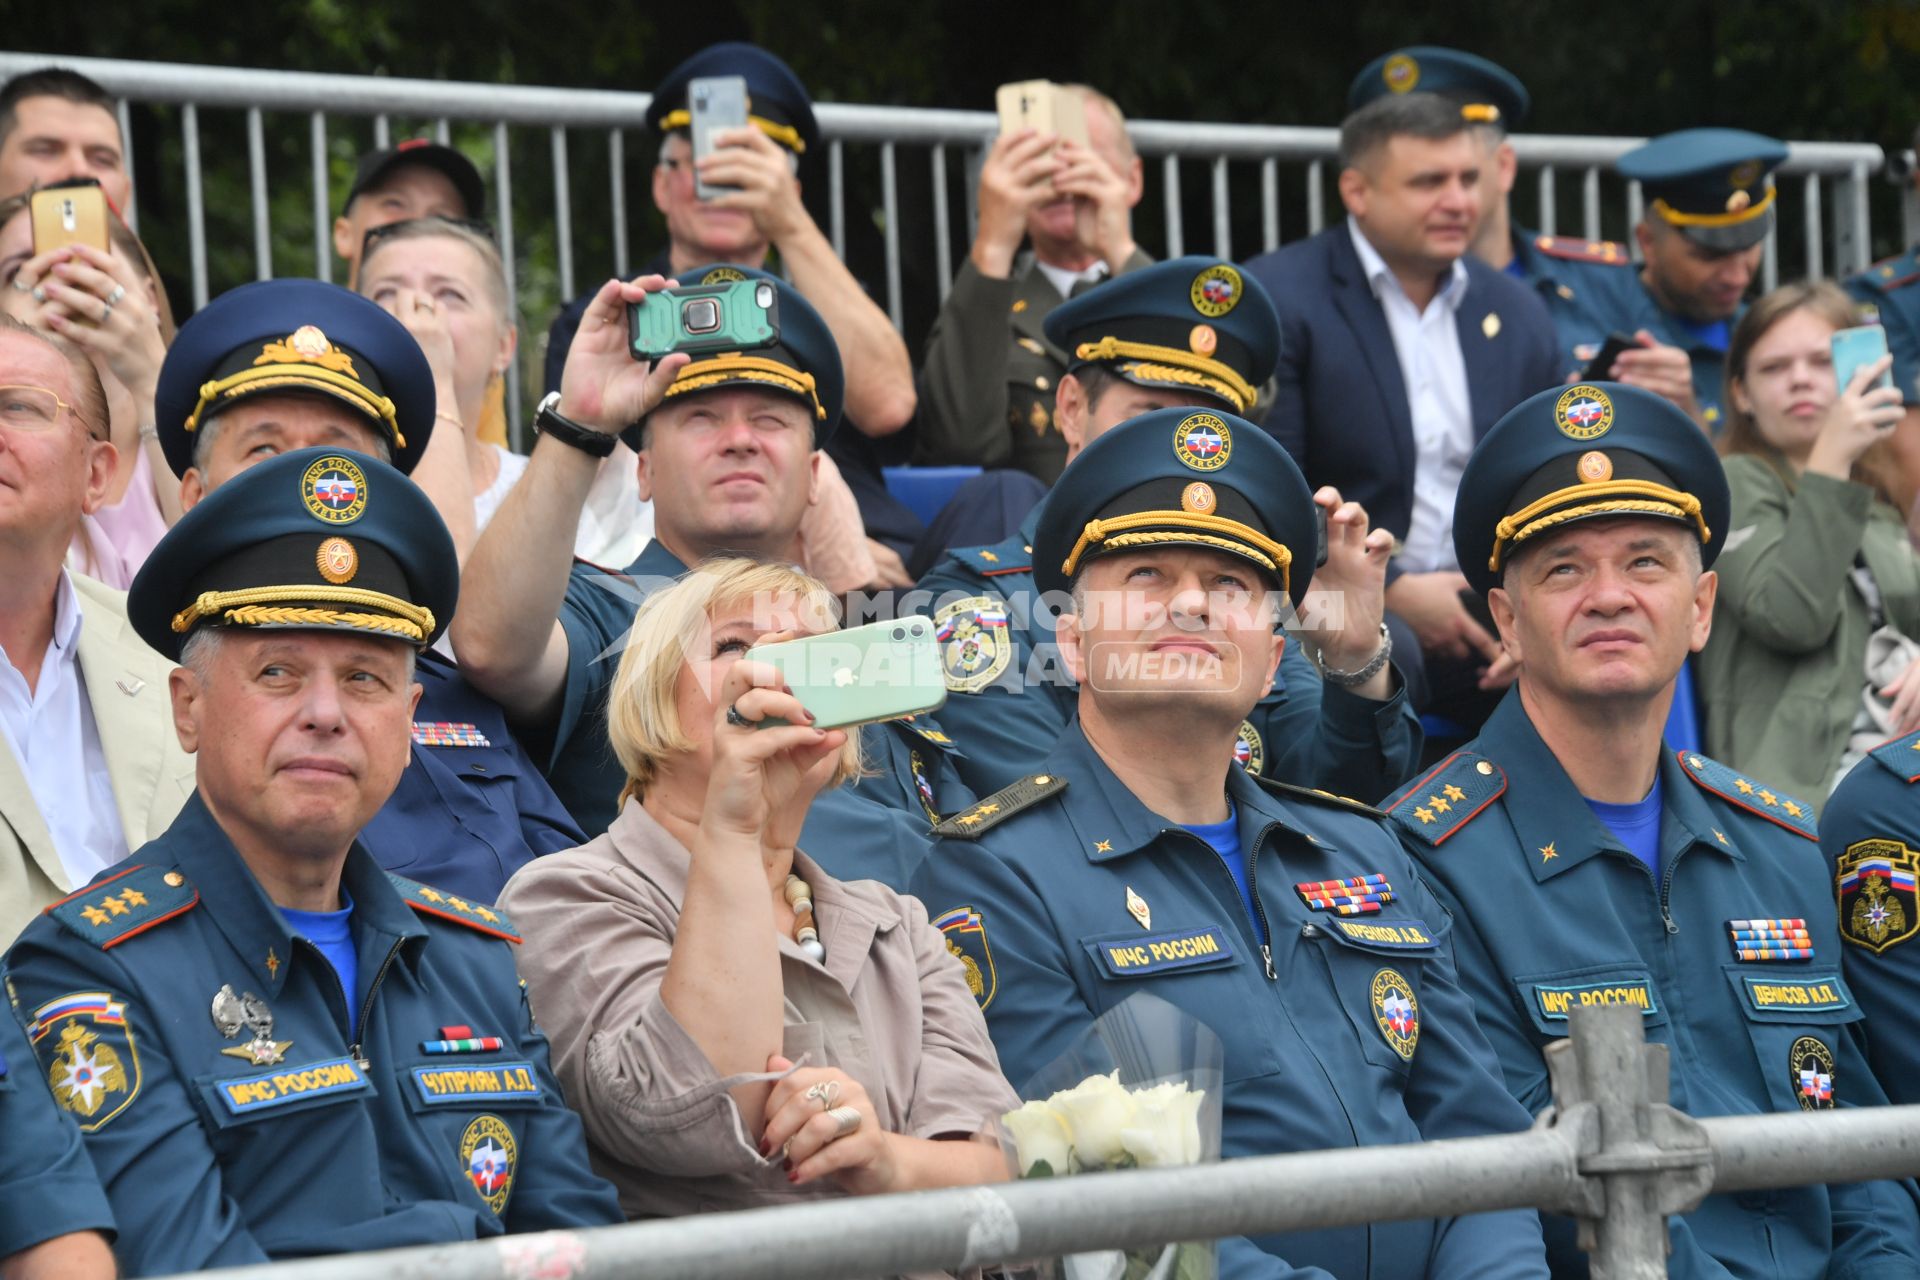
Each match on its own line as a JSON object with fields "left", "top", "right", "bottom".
{"left": 148, "top": 1006, "right": 1920, "bottom": 1280}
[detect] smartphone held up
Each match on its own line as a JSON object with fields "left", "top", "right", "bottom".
{"left": 627, "top": 278, "right": 781, "bottom": 363}
{"left": 688, "top": 74, "right": 750, "bottom": 202}
{"left": 745, "top": 617, "right": 947, "bottom": 732}
{"left": 30, "top": 179, "right": 110, "bottom": 255}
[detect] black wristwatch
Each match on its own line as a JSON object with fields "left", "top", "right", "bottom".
{"left": 534, "top": 391, "right": 617, "bottom": 458}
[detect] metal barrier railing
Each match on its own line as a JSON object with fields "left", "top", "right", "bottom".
{"left": 0, "top": 52, "right": 1891, "bottom": 446}
{"left": 152, "top": 1005, "right": 1920, "bottom": 1280}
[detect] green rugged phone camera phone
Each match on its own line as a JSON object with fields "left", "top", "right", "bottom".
{"left": 745, "top": 617, "right": 947, "bottom": 732}
{"left": 627, "top": 278, "right": 781, "bottom": 362}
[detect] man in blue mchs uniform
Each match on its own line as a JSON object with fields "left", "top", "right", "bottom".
{"left": 1579, "top": 130, "right": 1789, "bottom": 434}
{"left": 153, "top": 278, "right": 584, "bottom": 902}
{"left": 1818, "top": 730, "right": 1920, "bottom": 1106}
{"left": 1345, "top": 46, "right": 1629, "bottom": 380}
{"left": 911, "top": 408, "right": 1549, "bottom": 1279}
{"left": 1388, "top": 380, "right": 1920, "bottom": 1278}
{"left": 0, "top": 994, "right": 114, "bottom": 1280}
{"left": 917, "top": 256, "right": 1420, "bottom": 800}
{"left": 3, "top": 447, "right": 622, "bottom": 1277}
{"left": 457, "top": 265, "right": 969, "bottom": 885}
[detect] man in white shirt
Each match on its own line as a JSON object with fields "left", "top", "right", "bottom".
{"left": 0, "top": 315, "right": 193, "bottom": 943}
{"left": 1246, "top": 90, "right": 1560, "bottom": 732}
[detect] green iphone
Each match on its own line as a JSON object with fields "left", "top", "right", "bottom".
{"left": 628, "top": 278, "right": 781, "bottom": 362}
{"left": 745, "top": 617, "right": 947, "bottom": 731}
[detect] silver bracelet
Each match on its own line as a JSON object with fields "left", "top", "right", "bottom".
{"left": 138, "top": 422, "right": 159, "bottom": 444}
{"left": 1318, "top": 622, "right": 1392, "bottom": 687}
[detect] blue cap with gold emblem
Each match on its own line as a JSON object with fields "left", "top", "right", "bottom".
{"left": 645, "top": 42, "right": 819, "bottom": 157}
{"left": 1043, "top": 256, "right": 1280, "bottom": 416}
{"left": 1032, "top": 406, "right": 1317, "bottom": 602}
{"left": 626, "top": 262, "right": 844, "bottom": 448}
{"left": 1347, "top": 46, "right": 1529, "bottom": 128}
{"left": 1452, "top": 380, "right": 1730, "bottom": 595}
{"left": 128, "top": 445, "right": 457, "bottom": 660}
{"left": 1619, "top": 128, "right": 1789, "bottom": 253}
{"left": 154, "top": 279, "right": 436, "bottom": 481}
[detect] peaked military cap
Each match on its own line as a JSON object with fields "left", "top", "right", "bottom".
{"left": 645, "top": 42, "right": 819, "bottom": 156}
{"left": 1043, "top": 256, "right": 1281, "bottom": 415}
{"left": 1032, "top": 406, "right": 1317, "bottom": 602}
{"left": 625, "top": 262, "right": 844, "bottom": 448}
{"left": 1347, "top": 46, "right": 1529, "bottom": 128}
{"left": 1619, "top": 128, "right": 1789, "bottom": 252}
{"left": 154, "top": 279, "right": 437, "bottom": 480}
{"left": 344, "top": 139, "right": 486, "bottom": 218}
{"left": 128, "top": 446, "right": 457, "bottom": 660}
{"left": 1452, "top": 380, "right": 1730, "bottom": 595}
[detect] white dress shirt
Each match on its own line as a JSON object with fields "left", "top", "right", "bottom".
{"left": 0, "top": 570, "right": 130, "bottom": 888}
{"left": 1347, "top": 218, "right": 1473, "bottom": 573}
{"left": 1036, "top": 258, "right": 1108, "bottom": 302}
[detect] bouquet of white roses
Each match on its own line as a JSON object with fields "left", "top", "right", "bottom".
{"left": 999, "top": 994, "right": 1223, "bottom": 1280}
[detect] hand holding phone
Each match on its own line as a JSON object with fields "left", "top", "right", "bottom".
{"left": 745, "top": 617, "right": 947, "bottom": 731}
{"left": 628, "top": 278, "right": 780, "bottom": 362}
{"left": 1580, "top": 331, "right": 1640, "bottom": 383}
{"left": 995, "top": 80, "right": 1090, "bottom": 150}
{"left": 689, "top": 75, "right": 751, "bottom": 202}
{"left": 30, "top": 182, "right": 109, "bottom": 255}
{"left": 1832, "top": 324, "right": 1895, "bottom": 395}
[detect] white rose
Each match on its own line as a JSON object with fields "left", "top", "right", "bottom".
{"left": 1048, "top": 1070, "right": 1136, "bottom": 1169}
{"left": 1002, "top": 1099, "right": 1074, "bottom": 1176}
{"left": 1119, "top": 1081, "right": 1206, "bottom": 1168}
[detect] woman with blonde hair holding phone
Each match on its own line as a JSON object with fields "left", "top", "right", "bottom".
{"left": 499, "top": 557, "right": 1015, "bottom": 1230}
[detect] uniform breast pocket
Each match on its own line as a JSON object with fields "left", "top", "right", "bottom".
{"left": 195, "top": 1055, "right": 378, "bottom": 1164}
{"left": 1006, "top": 341, "right": 1060, "bottom": 437}
{"left": 1512, "top": 963, "right": 1669, "bottom": 1040}
{"left": 1722, "top": 966, "right": 1862, "bottom": 1113}
{"left": 402, "top": 1057, "right": 547, "bottom": 1217}
{"left": 1077, "top": 924, "right": 1280, "bottom": 1080}
{"left": 1310, "top": 917, "right": 1443, "bottom": 1073}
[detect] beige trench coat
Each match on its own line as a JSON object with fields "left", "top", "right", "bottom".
{"left": 497, "top": 799, "right": 1020, "bottom": 1227}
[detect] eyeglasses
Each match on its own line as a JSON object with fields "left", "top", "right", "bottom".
{"left": 360, "top": 215, "right": 498, "bottom": 258}
{"left": 0, "top": 384, "right": 89, "bottom": 435}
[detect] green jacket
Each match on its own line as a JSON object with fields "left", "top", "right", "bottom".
{"left": 915, "top": 250, "right": 1151, "bottom": 484}
{"left": 1700, "top": 452, "right": 1920, "bottom": 812}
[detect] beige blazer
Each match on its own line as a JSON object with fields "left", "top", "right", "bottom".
{"left": 498, "top": 799, "right": 1019, "bottom": 1227}
{"left": 0, "top": 574, "right": 196, "bottom": 945}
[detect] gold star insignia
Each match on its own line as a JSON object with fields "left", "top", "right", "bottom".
{"left": 958, "top": 813, "right": 983, "bottom": 826}
{"left": 447, "top": 896, "right": 471, "bottom": 912}
{"left": 1429, "top": 795, "right": 1452, "bottom": 814}
{"left": 980, "top": 550, "right": 999, "bottom": 563}
{"left": 1540, "top": 842, "right": 1559, "bottom": 861}
{"left": 1735, "top": 779, "right": 1755, "bottom": 795}
{"left": 120, "top": 888, "right": 148, "bottom": 907}
{"left": 1442, "top": 784, "right": 1466, "bottom": 802}
{"left": 1713, "top": 829, "right": 1729, "bottom": 846}
{"left": 1757, "top": 790, "right": 1777, "bottom": 807}
{"left": 1414, "top": 806, "right": 1436, "bottom": 824}
{"left": 1783, "top": 801, "right": 1803, "bottom": 818}
{"left": 976, "top": 803, "right": 1000, "bottom": 815}
{"left": 101, "top": 896, "right": 129, "bottom": 916}
{"left": 418, "top": 887, "right": 445, "bottom": 903}
{"left": 475, "top": 907, "right": 498, "bottom": 922}
{"left": 1095, "top": 839, "right": 1113, "bottom": 853}
{"left": 265, "top": 948, "right": 280, "bottom": 977}
{"left": 81, "top": 904, "right": 109, "bottom": 926}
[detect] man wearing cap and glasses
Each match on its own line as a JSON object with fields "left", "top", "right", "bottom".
{"left": 1386, "top": 379, "right": 1920, "bottom": 1276}
{"left": 2, "top": 447, "right": 622, "bottom": 1276}
{"left": 910, "top": 406, "right": 1549, "bottom": 1278}
{"left": 0, "top": 315, "right": 194, "bottom": 946}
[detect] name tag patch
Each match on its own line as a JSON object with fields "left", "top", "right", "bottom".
{"left": 1330, "top": 919, "right": 1435, "bottom": 950}
{"left": 1533, "top": 979, "right": 1660, "bottom": 1021}
{"left": 218, "top": 1056, "right": 371, "bottom": 1115}
{"left": 1740, "top": 976, "right": 1851, "bottom": 1015}
{"left": 1092, "top": 927, "right": 1234, "bottom": 977}
{"left": 410, "top": 1061, "right": 541, "bottom": 1105}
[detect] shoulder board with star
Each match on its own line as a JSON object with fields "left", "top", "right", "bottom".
{"left": 1253, "top": 776, "right": 1384, "bottom": 819}
{"left": 1675, "top": 751, "right": 1815, "bottom": 841}
{"left": 1531, "top": 235, "right": 1632, "bottom": 266}
{"left": 1851, "top": 248, "right": 1920, "bottom": 294}
{"left": 387, "top": 874, "right": 521, "bottom": 942}
{"left": 1865, "top": 730, "right": 1920, "bottom": 784}
{"left": 1386, "top": 752, "right": 1508, "bottom": 847}
{"left": 949, "top": 539, "right": 1032, "bottom": 578}
{"left": 932, "top": 773, "right": 1068, "bottom": 839}
{"left": 892, "top": 716, "right": 962, "bottom": 753}
{"left": 46, "top": 864, "right": 199, "bottom": 950}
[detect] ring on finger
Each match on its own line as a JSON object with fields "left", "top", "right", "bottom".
{"left": 105, "top": 284, "right": 126, "bottom": 307}
{"left": 804, "top": 1080, "right": 840, "bottom": 1112}
{"left": 9, "top": 276, "right": 28, "bottom": 293}
{"left": 826, "top": 1105, "right": 862, "bottom": 1138}
{"left": 30, "top": 285, "right": 45, "bottom": 304}
{"left": 99, "top": 297, "right": 115, "bottom": 320}
{"left": 725, "top": 704, "right": 752, "bottom": 728}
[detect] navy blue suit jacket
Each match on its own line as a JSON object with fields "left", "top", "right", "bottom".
{"left": 1245, "top": 225, "right": 1560, "bottom": 555}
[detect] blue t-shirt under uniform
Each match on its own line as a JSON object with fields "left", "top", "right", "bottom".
{"left": 280, "top": 892, "right": 358, "bottom": 1029}
{"left": 1183, "top": 801, "right": 1262, "bottom": 937}
{"left": 1585, "top": 775, "right": 1665, "bottom": 879}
